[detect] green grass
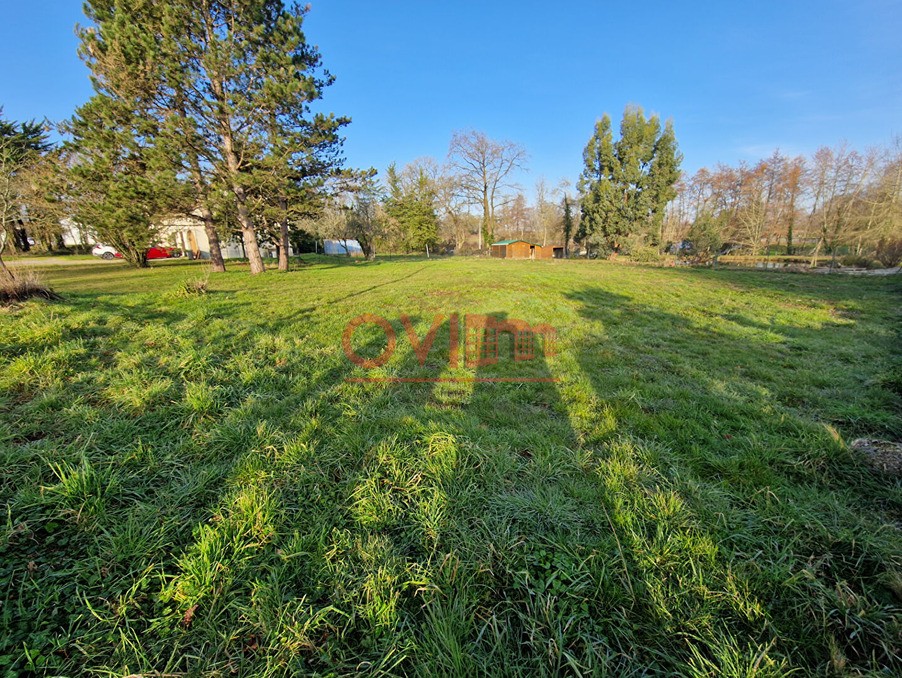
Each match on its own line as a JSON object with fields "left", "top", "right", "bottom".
{"left": 1, "top": 256, "right": 900, "bottom": 676}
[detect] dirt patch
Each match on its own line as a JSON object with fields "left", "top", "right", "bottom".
{"left": 851, "top": 439, "right": 902, "bottom": 476}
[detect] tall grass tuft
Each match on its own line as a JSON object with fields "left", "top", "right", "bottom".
{"left": 0, "top": 269, "right": 59, "bottom": 304}
{"left": 181, "top": 266, "right": 211, "bottom": 296}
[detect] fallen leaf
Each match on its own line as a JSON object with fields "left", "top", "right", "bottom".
{"left": 181, "top": 604, "right": 199, "bottom": 627}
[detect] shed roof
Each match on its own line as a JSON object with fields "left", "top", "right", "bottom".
{"left": 491, "top": 239, "right": 538, "bottom": 246}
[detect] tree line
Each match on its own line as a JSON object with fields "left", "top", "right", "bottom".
{"left": 299, "top": 133, "right": 571, "bottom": 260}
{"left": 293, "top": 110, "right": 684, "bottom": 262}
{"left": 3, "top": 0, "right": 896, "bottom": 273}
{"left": 664, "top": 141, "right": 902, "bottom": 266}
{"left": 0, "top": 0, "right": 690, "bottom": 274}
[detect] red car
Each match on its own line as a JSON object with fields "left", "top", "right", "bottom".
{"left": 146, "top": 246, "right": 181, "bottom": 260}
{"left": 92, "top": 244, "right": 182, "bottom": 260}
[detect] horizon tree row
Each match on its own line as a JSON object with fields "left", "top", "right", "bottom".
{"left": 664, "top": 140, "right": 902, "bottom": 266}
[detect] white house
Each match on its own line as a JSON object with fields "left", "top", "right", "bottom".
{"left": 61, "top": 214, "right": 293, "bottom": 260}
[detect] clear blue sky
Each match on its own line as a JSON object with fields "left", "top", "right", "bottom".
{"left": 2, "top": 1, "right": 900, "bottom": 196}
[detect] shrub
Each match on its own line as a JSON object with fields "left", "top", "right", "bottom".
{"left": 182, "top": 273, "right": 210, "bottom": 296}
{"left": 183, "top": 278, "right": 208, "bottom": 295}
{"left": 628, "top": 245, "right": 664, "bottom": 263}
{"left": 840, "top": 255, "right": 880, "bottom": 269}
{"left": 874, "top": 238, "right": 902, "bottom": 268}
{"left": 0, "top": 269, "right": 59, "bottom": 304}
{"left": 619, "top": 234, "right": 664, "bottom": 263}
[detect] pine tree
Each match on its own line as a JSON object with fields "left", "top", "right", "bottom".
{"left": 67, "top": 3, "right": 185, "bottom": 268}
{"left": 77, "top": 0, "right": 348, "bottom": 274}
{"left": 253, "top": 105, "right": 349, "bottom": 272}
{"left": 163, "top": 0, "right": 349, "bottom": 274}
{"left": 66, "top": 95, "right": 183, "bottom": 268}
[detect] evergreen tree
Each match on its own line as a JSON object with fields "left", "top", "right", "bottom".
{"left": 68, "top": 1, "right": 185, "bottom": 268}
{"left": 385, "top": 163, "right": 439, "bottom": 254}
{"left": 577, "top": 114, "right": 618, "bottom": 254}
{"left": 646, "top": 120, "right": 682, "bottom": 246}
{"left": 164, "top": 0, "right": 349, "bottom": 274}
{"left": 66, "top": 97, "right": 183, "bottom": 268}
{"left": 578, "top": 106, "right": 682, "bottom": 255}
{"left": 77, "top": 0, "right": 348, "bottom": 274}
{"left": 1, "top": 112, "right": 52, "bottom": 275}
{"left": 253, "top": 105, "right": 349, "bottom": 272}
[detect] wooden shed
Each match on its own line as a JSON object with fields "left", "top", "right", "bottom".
{"left": 491, "top": 239, "right": 533, "bottom": 259}
{"left": 491, "top": 240, "right": 564, "bottom": 260}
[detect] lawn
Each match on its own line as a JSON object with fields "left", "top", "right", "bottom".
{"left": 1, "top": 256, "right": 900, "bottom": 676}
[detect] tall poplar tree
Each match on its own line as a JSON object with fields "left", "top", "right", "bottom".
{"left": 561, "top": 195, "right": 574, "bottom": 257}
{"left": 578, "top": 106, "right": 682, "bottom": 255}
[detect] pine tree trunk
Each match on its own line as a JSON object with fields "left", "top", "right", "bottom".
{"left": 201, "top": 209, "right": 226, "bottom": 272}
{"left": 228, "top": 172, "right": 265, "bottom": 273}
{"left": 237, "top": 201, "right": 266, "bottom": 274}
{"left": 217, "top": 99, "right": 265, "bottom": 274}
{"left": 188, "top": 158, "right": 226, "bottom": 272}
{"left": 125, "top": 248, "right": 149, "bottom": 268}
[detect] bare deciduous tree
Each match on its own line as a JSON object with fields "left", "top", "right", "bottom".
{"left": 447, "top": 130, "right": 526, "bottom": 249}
{"left": 533, "top": 178, "right": 568, "bottom": 246}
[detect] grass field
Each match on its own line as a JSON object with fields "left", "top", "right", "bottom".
{"left": 1, "top": 256, "right": 900, "bottom": 676}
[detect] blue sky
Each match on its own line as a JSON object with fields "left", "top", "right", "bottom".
{"left": 2, "top": 1, "right": 900, "bottom": 196}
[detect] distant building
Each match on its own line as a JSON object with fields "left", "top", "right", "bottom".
{"left": 59, "top": 214, "right": 288, "bottom": 260}
{"left": 162, "top": 216, "right": 249, "bottom": 260}
{"left": 490, "top": 239, "right": 563, "bottom": 259}
{"left": 60, "top": 219, "right": 95, "bottom": 248}
{"left": 323, "top": 239, "right": 364, "bottom": 256}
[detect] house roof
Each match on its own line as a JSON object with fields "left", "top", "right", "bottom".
{"left": 491, "top": 239, "right": 537, "bottom": 246}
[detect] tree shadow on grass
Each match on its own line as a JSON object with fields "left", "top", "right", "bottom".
{"left": 679, "top": 265, "right": 902, "bottom": 307}
{"left": 4, "top": 283, "right": 899, "bottom": 675}
{"left": 562, "top": 285, "right": 901, "bottom": 674}
{"left": 0, "top": 294, "right": 380, "bottom": 674}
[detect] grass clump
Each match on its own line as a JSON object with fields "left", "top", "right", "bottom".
{"left": 179, "top": 266, "right": 211, "bottom": 296}
{"left": 0, "top": 256, "right": 900, "bottom": 675}
{"left": 0, "top": 269, "right": 59, "bottom": 304}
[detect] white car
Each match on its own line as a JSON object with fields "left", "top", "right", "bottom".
{"left": 91, "top": 244, "right": 121, "bottom": 260}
